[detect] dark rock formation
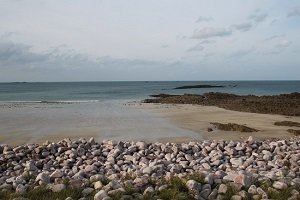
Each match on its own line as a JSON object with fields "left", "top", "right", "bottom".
{"left": 274, "top": 121, "right": 300, "bottom": 127}
{"left": 174, "top": 85, "right": 224, "bottom": 89}
{"left": 210, "top": 122, "right": 258, "bottom": 132}
{"left": 143, "top": 92, "right": 300, "bottom": 116}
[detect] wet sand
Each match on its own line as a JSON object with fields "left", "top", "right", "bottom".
{"left": 134, "top": 103, "right": 300, "bottom": 140}
{"left": 0, "top": 101, "right": 202, "bottom": 145}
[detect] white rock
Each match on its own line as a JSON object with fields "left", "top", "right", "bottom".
{"left": 186, "top": 180, "right": 201, "bottom": 194}
{"left": 51, "top": 184, "right": 66, "bottom": 192}
{"left": 218, "top": 184, "right": 227, "bottom": 194}
{"left": 94, "top": 190, "right": 109, "bottom": 200}
{"left": 94, "top": 181, "right": 103, "bottom": 190}
{"left": 36, "top": 172, "right": 50, "bottom": 184}
{"left": 273, "top": 181, "right": 288, "bottom": 190}
{"left": 50, "top": 170, "right": 64, "bottom": 178}
{"left": 136, "top": 141, "right": 147, "bottom": 150}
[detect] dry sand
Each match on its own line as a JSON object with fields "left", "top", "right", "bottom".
{"left": 133, "top": 103, "right": 300, "bottom": 140}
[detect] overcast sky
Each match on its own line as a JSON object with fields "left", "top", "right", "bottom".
{"left": 0, "top": 0, "right": 299, "bottom": 81}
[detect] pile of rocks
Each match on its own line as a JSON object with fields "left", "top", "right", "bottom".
{"left": 0, "top": 137, "right": 300, "bottom": 200}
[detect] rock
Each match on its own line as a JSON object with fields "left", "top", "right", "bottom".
{"left": 231, "top": 195, "right": 242, "bottom": 200}
{"left": 82, "top": 187, "right": 94, "bottom": 196}
{"left": 208, "top": 188, "right": 218, "bottom": 200}
{"left": 89, "top": 137, "right": 95, "bottom": 144}
{"left": 65, "top": 197, "right": 73, "bottom": 200}
{"left": 233, "top": 174, "right": 252, "bottom": 187}
{"left": 85, "top": 165, "right": 97, "bottom": 172}
{"left": 69, "top": 179, "right": 83, "bottom": 189}
{"left": 94, "top": 181, "right": 103, "bottom": 190}
{"left": 36, "top": 172, "right": 50, "bottom": 184}
{"left": 143, "top": 186, "right": 154, "bottom": 195}
{"left": 186, "top": 180, "right": 201, "bottom": 194}
{"left": 16, "top": 184, "right": 26, "bottom": 194}
{"left": 142, "top": 167, "right": 153, "bottom": 174}
{"left": 25, "top": 161, "right": 38, "bottom": 171}
{"left": 108, "top": 188, "right": 125, "bottom": 196}
{"left": 50, "top": 169, "right": 64, "bottom": 178}
{"left": 51, "top": 184, "right": 66, "bottom": 192}
{"left": 158, "top": 185, "right": 168, "bottom": 191}
{"left": 247, "top": 185, "right": 257, "bottom": 194}
{"left": 273, "top": 181, "right": 288, "bottom": 190}
{"left": 218, "top": 184, "right": 228, "bottom": 194}
{"left": 136, "top": 141, "right": 147, "bottom": 150}
{"left": 94, "top": 190, "right": 109, "bottom": 200}
{"left": 230, "top": 158, "right": 243, "bottom": 166}
{"left": 200, "top": 189, "right": 211, "bottom": 199}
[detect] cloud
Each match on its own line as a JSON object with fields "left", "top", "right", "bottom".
{"left": 262, "top": 40, "right": 292, "bottom": 55}
{"left": 275, "top": 40, "right": 292, "bottom": 49}
{"left": 232, "top": 22, "right": 253, "bottom": 32}
{"left": 196, "top": 16, "right": 213, "bottom": 23}
{"left": 161, "top": 44, "right": 169, "bottom": 48}
{"left": 0, "top": 41, "right": 48, "bottom": 68}
{"left": 0, "top": 40, "right": 165, "bottom": 73}
{"left": 228, "top": 49, "right": 254, "bottom": 58}
{"left": 287, "top": 8, "right": 300, "bottom": 18}
{"left": 198, "top": 40, "right": 216, "bottom": 44}
{"left": 264, "top": 34, "right": 285, "bottom": 41}
{"left": 269, "top": 19, "right": 277, "bottom": 26}
{"left": 187, "top": 43, "right": 204, "bottom": 52}
{"left": 191, "top": 27, "right": 232, "bottom": 39}
{"left": 249, "top": 13, "right": 268, "bottom": 23}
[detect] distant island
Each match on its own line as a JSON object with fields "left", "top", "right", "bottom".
{"left": 174, "top": 84, "right": 224, "bottom": 89}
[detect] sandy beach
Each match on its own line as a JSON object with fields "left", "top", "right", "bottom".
{"left": 133, "top": 103, "right": 300, "bottom": 141}
{"left": 0, "top": 101, "right": 202, "bottom": 145}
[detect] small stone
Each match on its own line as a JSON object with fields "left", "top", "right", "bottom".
{"left": 208, "top": 188, "right": 218, "bottom": 200}
{"left": 186, "top": 180, "right": 201, "bottom": 194}
{"left": 200, "top": 189, "right": 211, "bottom": 199}
{"left": 25, "top": 161, "right": 38, "bottom": 171}
{"left": 51, "top": 184, "right": 66, "bottom": 192}
{"left": 273, "top": 181, "right": 288, "bottom": 190}
{"left": 94, "top": 190, "right": 109, "bottom": 200}
{"left": 89, "top": 137, "right": 95, "bottom": 144}
{"left": 82, "top": 188, "right": 94, "bottom": 196}
{"left": 94, "top": 181, "right": 103, "bottom": 190}
{"left": 233, "top": 174, "right": 252, "bottom": 187}
{"left": 230, "top": 158, "right": 243, "bottom": 166}
{"left": 16, "top": 184, "right": 26, "bottom": 194}
{"left": 50, "top": 170, "right": 64, "bottom": 178}
{"left": 136, "top": 141, "right": 147, "bottom": 150}
{"left": 218, "top": 184, "right": 228, "bottom": 194}
{"left": 143, "top": 186, "right": 154, "bottom": 195}
{"left": 231, "top": 195, "right": 242, "bottom": 200}
{"left": 142, "top": 167, "right": 153, "bottom": 174}
{"left": 248, "top": 185, "right": 257, "bottom": 194}
{"left": 36, "top": 172, "right": 50, "bottom": 184}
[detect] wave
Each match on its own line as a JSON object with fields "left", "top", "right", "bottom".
{"left": 0, "top": 100, "right": 100, "bottom": 104}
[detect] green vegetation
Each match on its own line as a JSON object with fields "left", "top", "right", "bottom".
{"left": 0, "top": 186, "right": 83, "bottom": 200}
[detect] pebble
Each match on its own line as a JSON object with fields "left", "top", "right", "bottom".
{"left": 0, "top": 138, "right": 299, "bottom": 200}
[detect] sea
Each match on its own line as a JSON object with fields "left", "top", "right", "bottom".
{"left": 0, "top": 81, "right": 299, "bottom": 144}
{"left": 0, "top": 81, "right": 299, "bottom": 102}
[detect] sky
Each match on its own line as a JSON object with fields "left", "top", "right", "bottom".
{"left": 0, "top": 0, "right": 299, "bottom": 81}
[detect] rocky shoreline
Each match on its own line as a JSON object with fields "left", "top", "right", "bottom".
{"left": 144, "top": 92, "right": 300, "bottom": 116}
{"left": 1, "top": 137, "right": 300, "bottom": 200}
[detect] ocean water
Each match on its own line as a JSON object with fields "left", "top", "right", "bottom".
{"left": 0, "top": 81, "right": 299, "bottom": 102}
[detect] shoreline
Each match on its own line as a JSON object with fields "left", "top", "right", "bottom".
{"left": 133, "top": 103, "right": 300, "bottom": 141}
